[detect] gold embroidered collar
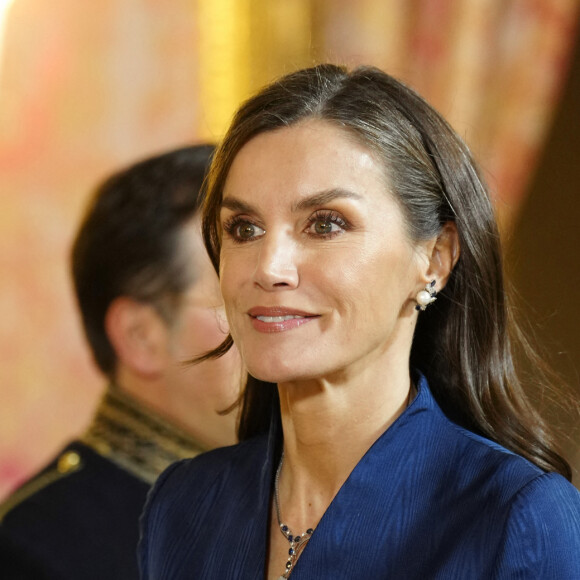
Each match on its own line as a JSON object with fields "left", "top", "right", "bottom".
{"left": 81, "top": 386, "right": 206, "bottom": 484}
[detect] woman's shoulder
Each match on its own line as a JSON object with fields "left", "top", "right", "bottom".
{"left": 439, "top": 418, "right": 580, "bottom": 527}
{"left": 491, "top": 471, "right": 580, "bottom": 577}
{"left": 439, "top": 416, "right": 559, "bottom": 492}
{"left": 411, "top": 383, "right": 580, "bottom": 574}
{"left": 417, "top": 375, "right": 575, "bottom": 499}
{"left": 510, "top": 470, "right": 580, "bottom": 513}
{"left": 417, "top": 393, "right": 577, "bottom": 507}
{"left": 417, "top": 377, "right": 553, "bottom": 492}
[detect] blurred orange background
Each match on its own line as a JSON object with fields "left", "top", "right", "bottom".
{"left": 1, "top": 0, "right": 579, "bottom": 499}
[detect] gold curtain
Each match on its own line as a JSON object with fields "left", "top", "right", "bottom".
{"left": 195, "top": 0, "right": 579, "bottom": 228}
{"left": 196, "top": 0, "right": 313, "bottom": 140}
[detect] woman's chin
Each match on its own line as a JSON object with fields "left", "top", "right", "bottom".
{"left": 247, "top": 362, "right": 327, "bottom": 386}
{"left": 246, "top": 361, "right": 306, "bottom": 385}
{"left": 248, "top": 368, "right": 292, "bottom": 385}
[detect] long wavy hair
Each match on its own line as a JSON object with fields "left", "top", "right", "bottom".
{"left": 200, "top": 64, "right": 571, "bottom": 479}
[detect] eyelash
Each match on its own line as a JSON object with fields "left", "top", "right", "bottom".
{"left": 221, "top": 210, "right": 350, "bottom": 243}
{"left": 306, "top": 210, "right": 350, "bottom": 238}
{"left": 221, "top": 215, "right": 262, "bottom": 244}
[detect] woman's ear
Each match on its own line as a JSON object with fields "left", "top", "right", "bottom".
{"left": 425, "top": 221, "right": 460, "bottom": 290}
{"left": 105, "top": 297, "right": 170, "bottom": 378}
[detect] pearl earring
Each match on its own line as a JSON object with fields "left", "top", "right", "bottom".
{"left": 415, "top": 280, "right": 437, "bottom": 311}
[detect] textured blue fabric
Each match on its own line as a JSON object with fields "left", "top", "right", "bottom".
{"left": 139, "top": 377, "right": 580, "bottom": 579}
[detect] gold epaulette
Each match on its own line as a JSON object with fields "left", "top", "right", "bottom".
{"left": 80, "top": 386, "right": 206, "bottom": 484}
{"left": 0, "top": 386, "right": 207, "bottom": 521}
{"left": 0, "top": 450, "right": 83, "bottom": 523}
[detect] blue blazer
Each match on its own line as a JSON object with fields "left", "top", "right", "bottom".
{"left": 140, "top": 376, "right": 580, "bottom": 578}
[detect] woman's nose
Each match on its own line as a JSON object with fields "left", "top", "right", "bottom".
{"left": 252, "top": 232, "right": 299, "bottom": 290}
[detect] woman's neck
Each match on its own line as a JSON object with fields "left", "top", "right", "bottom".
{"left": 275, "top": 364, "right": 413, "bottom": 532}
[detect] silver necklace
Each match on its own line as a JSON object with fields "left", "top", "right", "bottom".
{"left": 274, "top": 453, "right": 315, "bottom": 579}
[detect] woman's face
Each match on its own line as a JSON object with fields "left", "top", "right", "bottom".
{"left": 219, "top": 119, "right": 428, "bottom": 384}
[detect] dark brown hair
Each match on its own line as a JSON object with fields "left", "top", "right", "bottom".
{"left": 72, "top": 144, "right": 214, "bottom": 377}
{"left": 201, "top": 64, "right": 571, "bottom": 479}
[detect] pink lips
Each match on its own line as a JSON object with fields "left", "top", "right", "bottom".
{"left": 247, "top": 307, "right": 318, "bottom": 333}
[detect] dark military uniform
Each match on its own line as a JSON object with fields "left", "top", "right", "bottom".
{"left": 0, "top": 387, "right": 205, "bottom": 579}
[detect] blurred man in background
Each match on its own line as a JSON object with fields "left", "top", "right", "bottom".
{"left": 0, "top": 145, "right": 241, "bottom": 579}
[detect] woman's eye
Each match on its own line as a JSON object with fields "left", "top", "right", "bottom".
{"left": 237, "top": 223, "right": 258, "bottom": 240}
{"left": 313, "top": 220, "right": 338, "bottom": 235}
{"left": 307, "top": 211, "right": 348, "bottom": 237}
{"left": 223, "top": 218, "right": 265, "bottom": 242}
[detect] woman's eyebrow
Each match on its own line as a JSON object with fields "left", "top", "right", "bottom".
{"left": 293, "top": 188, "right": 362, "bottom": 211}
{"left": 220, "top": 188, "right": 361, "bottom": 214}
{"left": 220, "top": 197, "right": 255, "bottom": 213}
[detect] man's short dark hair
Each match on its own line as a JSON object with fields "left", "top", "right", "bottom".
{"left": 72, "top": 144, "right": 215, "bottom": 377}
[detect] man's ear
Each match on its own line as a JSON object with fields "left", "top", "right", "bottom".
{"left": 424, "top": 221, "right": 460, "bottom": 290}
{"left": 104, "top": 297, "right": 170, "bottom": 378}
